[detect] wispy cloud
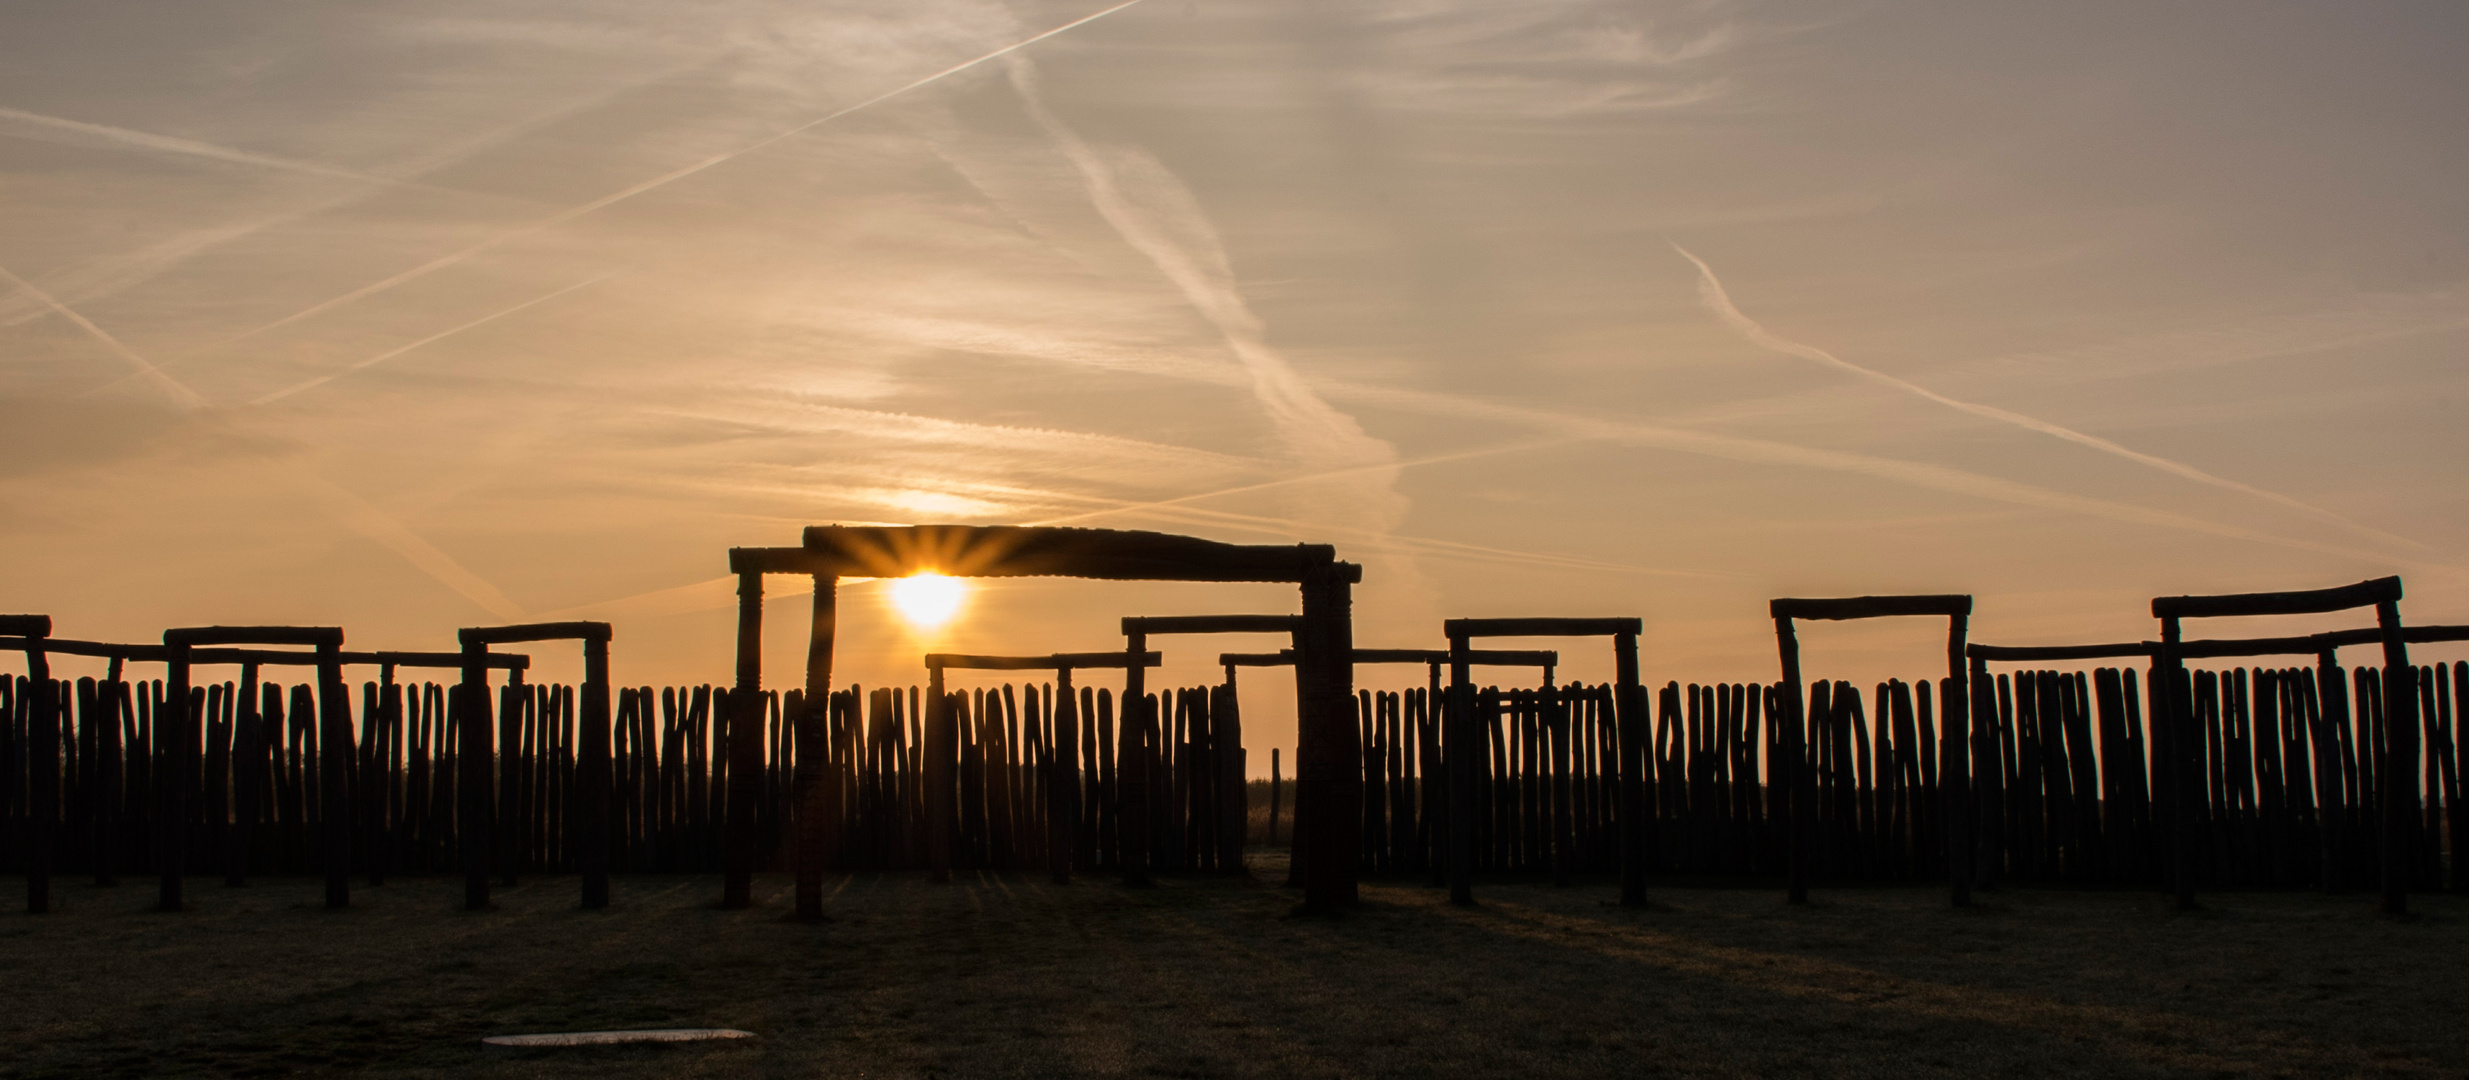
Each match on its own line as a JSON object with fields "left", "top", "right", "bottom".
{"left": 0, "top": 106, "right": 434, "bottom": 189}
{"left": 0, "top": 261, "right": 203, "bottom": 411}
{"left": 214, "top": 0, "right": 1155, "bottom": 346}
{"left": 1670, "top": 242, "right": 2429, "bottom": 553}
{"left": 247, "top": 271, "right": 618, "bottom": 406}
{"left": 1006, "top": 53, "right": 1428, "bottom": 616}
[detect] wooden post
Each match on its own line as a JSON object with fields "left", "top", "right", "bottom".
{"left": 1052, "top": 666, "right": 1078, "bottom": 885}
{"left": 1774, "top": 614, "right": 1808, "bottom": 904}
{"left": 319, "top": 640, "right": 351, "bottom": 909}
{"left": 161, "top": 640, "right": 190, "bottom": 912}
{"left": 725, "top": 570, "right": 763, "bottom": 909}
{"left": 1614, "top": 630, "right": 1647, "bottom": 907}
{"left": 1121, "top": 630, "right": 1151, "bottom": 886}
{"left": 2158, "top": 615, "right": 2194, "bottom": 910}
{"left": 1447, "top": 631, "right": 1473, "bottom": 904}
{"left": 795, "top": 575, "right": 836, "bottom": 919}
{"left": 1297, "top": 563, "right": 1360, "bottom": 910}
{"left": 26, "top": 643, "right": 54, "bottom": 914}
{"left": 459, "top": 643, "right": 492, "bottom": 910}
{"left": 580, "top": 635, "right": 612, "bottom": 909}
{"left": 2373, "top": 598, "right": 2414, "bottom": 915}
{"left": 1944, "top": 614, "right": 1972, "bottom": 907}
{"left": 926, "top": 661, "right": 953, "bottom": 883}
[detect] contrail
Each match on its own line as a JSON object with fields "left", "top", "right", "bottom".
{"left": 1006, "top": 53, "right": 1431, "bottom": 621}
{"left": 1670, "top": 242, "right": 2426, "bottom": 552}
{"left": 1029, "top": 439, "right": 1574, "bottom": 527}
{"left": 0, "top": 261, "right": 204, "bottom": 410}
{"left": 2, "top": 265, "right": 529, "bottom": 616}
{"left": 247, "top": 272, "right": 617, "bottom": 406}
{"left": 0, "top": 105, "right": 437, "bottom": 190}
{"left": 220, "top": 0, "right": 1154, "bottom": 345}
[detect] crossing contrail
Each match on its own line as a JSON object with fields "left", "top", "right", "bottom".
{"left": 0, "top": 105, "right": 437, "bottom": 190}
{"left": 1671, "top": 242, "right": 2427, "bottom": 552}
{"left": 247, "top": 272, "right": 618, "bottom": 406}
{"left": 0, "top": 261, "right": 203, "bottom": 411}
{"left": 2, "top": 263, "right": 527, "bottom": 617}
{"left": 219, "top": 0, "right": 1154, "bottom": 346}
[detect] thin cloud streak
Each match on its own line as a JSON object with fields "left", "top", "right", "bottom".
{"left": 247, "top": 272, "right": 619, "bottom": 406}
{"left": 215, "top": 0, "right": 1155, "bottom": 346}
{"left": 0, "top": 263, "right": 529, "bottom": 615}
{"left": 1006, "top": 53, "right": 1427, "bottom": 615}
{"left": 1318, "top": 379, "right": 2460, "bottom": 578}
{"left": 0, "top": 106, "right": 441, "bottom": 190}
{"left": 0, "top": 261, "right": 203, "bottom": 410}
{"left": 1670, "top": 242, "right": 2427, "bottom": 552}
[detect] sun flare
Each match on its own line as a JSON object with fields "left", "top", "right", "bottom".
{"left": 889, "top": 571, "right": 966, "bottom": 629}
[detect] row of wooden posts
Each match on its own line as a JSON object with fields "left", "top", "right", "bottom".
{"left": 2, "top": 567, "right": 2462, "bottom": 917}
{"left": 6, "top": 657, "right": 2461, "bottom": 910}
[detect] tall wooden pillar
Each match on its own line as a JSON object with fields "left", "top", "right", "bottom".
{"left": 318, "top": 640, "right": 351, "bottom": 909}
{"left": 160, "top": 641, "right": 191, "bottom": 912}
{"left": 1120, "top": 630, "right": 1151, "bottom": 886}
{"left": 1614, "top": 629, "right": 1647, "bottom": 907}
{"left": 2158, "top": 615, "right": 2194, "bottom": 910}
{"left": 26, "top": 644, "right": 54, "bottom": 914}
{"left": 459, "top": 644, "right": 493, "bottom": 911}
{"left": 1943, "top": 614, "right": 1972, "bottom": 907}
{"left": 2373, "top": 597, "right": 2415, "bottom": 915}
{"left": 725, "top": 570, "right": 763, "bottom": 909}
{"left": 1774, "top": 614, "right": 1809, "bottom": 904}
{"left": 926, "top": 661, "right": 954, "bottom": 883}
{"left": 794, "top": 575, "right": 836, "bottom": 919}
{"left": 580, "top": 635, "right": 612, "bottom": 909}
{"left": 1052, "top": 666, "right": 1080, "bottom": 885}
{"left": 1297, "top": 563, "right": 1359, "bottom": 910}
{"left": 1447, "top": 633, "right": 1474, "bottom": 904}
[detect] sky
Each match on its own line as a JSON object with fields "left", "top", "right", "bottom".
{"left": 3, "top": 0, "right": 2466, "bottom": 768}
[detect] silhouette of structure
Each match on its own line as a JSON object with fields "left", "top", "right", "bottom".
{"left": 1768, "top": 596, "right": 1971, "bottom": 906}
{"left": 457, "top": 621, "right": 612, "bottom": 911}
{"left": 729, "top": 526, "right": 1363, "bottom": 914}
{"left": 922, "top": 649, "right": 1161, "bottom": 884}
{"left": 1442, "top": 618, "right": 1646, "bottom": 907}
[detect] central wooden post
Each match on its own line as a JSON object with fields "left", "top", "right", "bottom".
{"left": 318, "top": 639, "right": 351, "bottom": 909}
{"left": 1613, "top": 629, "right": 1647, "bottom": 907}
{"left": 1942, "top": 613, "right": 1972, "bottom": 908}
{"left": 580, "top": 636, "right": 612, "bottom": 909}
{"left": 1297, "top": 563, "right": 1359, "bottom": 910}
{"left": 1774, "top": 614, "right": 1809, "bottom": 905}
{"left": 794, "top": 575, "right": 837, "bottom": 919}
{"left": 460, "top": 644, "right": 494, "bottom": 910}
{"left": 1120, "top": 628, "right": 1152, "bottom": 886}
{"left": 2373, "top": 597, "right": 2415, "bottom": 916}
{"left": 725, "top": 570, "right": 763, "bottom": 909}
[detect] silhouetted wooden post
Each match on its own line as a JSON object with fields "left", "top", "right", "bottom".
{"left": 927, "top": 660, "right": 953, "bottom": 882}
{"left": 1775, "top": 613, "right": 1807, "bottom": 904}
{"left": 459, "top": 642, "right": 492, "bottom": 910}
{"left": 795, "top": 574, "right": 835, "bottom": 919}
{"left": 1121, "top": 628, "right": 1151, "bottom": 886}
{"left": 580, "top": 635, "right": 612, "bottom": 909}
{"left": 1269, "top": 747, "right": 1283, "bottom": 847}
{"left": 319, "top": 639, "right": 350, "bottom": 909}
{"left": 16, "top": 618, "right": 54, "bottom": 914}
{"left": 2372, "top": 597, "right": 2414, "bottom": 915}
{"left": 1050, "top": 666, "right": 1078, "bottom": 885}
{"left": 1943, "top": 613, "right": 1972, "bottom": 907}
{"left": 726, "top": 569, "right": 762, "bottom": 909}
{"left": 161, "top": 637, "right": 191, "bottom": 912}
{"left": 1298, "top": 564, "right": 1361, "bottom": 910}
{"left": 1447, "top": 631, "right": 1473, "bottom": 904}
{"left": 1614, "top": 629, "right": 1646, "bottom": 907}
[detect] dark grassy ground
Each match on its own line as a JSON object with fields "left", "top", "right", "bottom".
{"left": 1, "top": 856, "right": 2462, "bottom": 1078}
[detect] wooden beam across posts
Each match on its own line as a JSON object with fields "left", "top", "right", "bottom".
{"left": 9, "top": 617, "right": 53, "bottom": 914}
{"left": 1440, "top": 617, "right": 1648, "bottom": 907}
{"left": 160, "top": 626, "right": 347, "bottom": 911}
{"left": 776, "top": 526, "right": 1359, "bottom": 908}
{"left": 2148, "top": 577, "right": 2416, "bottom": 915}
{"left": 1769, "top": 596, "right": 1974, "bottom": 907}
{"left": 456, "top": 622, "right": 614, "bottom": 911}
{"left": 1216, "top": 648, "right": 1560, "bottom": 670}
{"left": 924, "top": 651, "right": 1164, "bottom": 885}
{"left": 1115, "top": 616, "right": 1307, "bottom": 888}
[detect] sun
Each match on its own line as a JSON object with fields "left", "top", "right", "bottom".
{"left": 888, "top": 571, "right": 966, "bottom": 629}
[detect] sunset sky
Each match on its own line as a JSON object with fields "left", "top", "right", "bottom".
{"left": 4, "top": 1, "right": 2464, "bottom": 763}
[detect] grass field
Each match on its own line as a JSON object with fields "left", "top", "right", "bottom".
{"left": 1, "top": 857, "right": 2462, "bottom": 1078}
